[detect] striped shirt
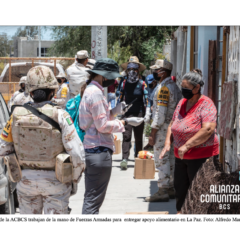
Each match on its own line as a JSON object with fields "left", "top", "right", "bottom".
{"left": 79, "top": 81, "right": 125, "bottom": 151}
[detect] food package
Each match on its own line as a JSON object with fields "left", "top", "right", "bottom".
{"left": 113, "top": 135, "right": 121, "bottom": 154}
{"left": 138, "top": 151, "right": 154, "bottom": 159}
{"left": 134, "top": 158, "right": 155, "bottom": 179}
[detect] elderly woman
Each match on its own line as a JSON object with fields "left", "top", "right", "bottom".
{"left": 159, "top": 71, "right": 219, "bottom": 214}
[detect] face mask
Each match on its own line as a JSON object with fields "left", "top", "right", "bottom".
{"left": 153, "top": 72, "right": 161, "bottom": 81}
{"left": 57, "top": 79, "right": 62, "bottom": 84}
{"left": 181, "top": 87, "right": 195, "bottom": 100}
{"left": 127, "top": 70, "right": 139, "bottom": 83}
{"left": 102, "top": 78, "right": 115, "bottom": 88}
{"left": 149, "top": 83, "right": 154, "bottom": 88}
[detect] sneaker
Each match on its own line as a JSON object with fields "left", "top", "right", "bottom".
{"left": 145, "top": 188, "right": 169, "bottom": 202}
{"left": 120, "top": 159, "right": 128, "bottom": 170}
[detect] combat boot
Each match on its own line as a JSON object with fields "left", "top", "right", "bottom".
{"left": 168, "top": 187, "right": 175, "bottom": 199}
{"left": 120, "top": 159, "right": 128, "bottom": 170}
{"left": 145, "top": 188, "right": 169, "bottom": 202}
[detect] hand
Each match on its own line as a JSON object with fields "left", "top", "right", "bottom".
{"left": 159, "top": 144, "right": 171, "bottom": 159}
{"left": 144, "top": 115, "right": 151, "bottom": 124}
{"left": 121, "top": 120, "right": 125, "bottom": 126}
{"left": 148, "top": 135, "right": 155, "bottom": 146}
{"left": 178, "top": 145, "right": 189, "bottom": 160}
{"left": 111, "top": 102, "right": 127, "bottom": 116}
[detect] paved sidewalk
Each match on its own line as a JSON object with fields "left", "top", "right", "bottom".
{"left": 70, "top": 132, "right": 176, "bottom": 214}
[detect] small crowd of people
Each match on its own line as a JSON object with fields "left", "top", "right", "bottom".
{"left": 0, "top": 49, "right": 219, "bottom": 215}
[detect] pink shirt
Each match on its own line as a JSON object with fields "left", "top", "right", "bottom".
{"left": 79, "top": 81, "right": 125, "bottom": 151}
{"left": 171, "top": 95, "right": 219, "bottom": 159}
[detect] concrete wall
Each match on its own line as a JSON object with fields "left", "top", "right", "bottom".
{"left": 17, "top": 38, "right": 54, "bottom": 57}
{"left": 163, "top": 44, "right": 171, "bottom": 61}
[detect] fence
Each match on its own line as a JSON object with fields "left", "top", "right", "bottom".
{"left": 0, "top": 57, "right": 75, "bottom": 104}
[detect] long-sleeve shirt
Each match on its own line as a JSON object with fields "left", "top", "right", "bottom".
{"left": 79, "top": 80, "right": 125, "bottom": 151}
{"left": 151, "top": 77, "right": 182, "bottom": 129}
{"left": 0, "top": 101, "right": 85, "bottom": 183}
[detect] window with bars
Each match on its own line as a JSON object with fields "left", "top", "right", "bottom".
{"left": 37, "top": 48, "right": 48, "bottom": 57}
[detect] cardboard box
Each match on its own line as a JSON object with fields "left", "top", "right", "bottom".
{"left": 113, "top": 139, "right": 121, "bottom": 155}
{"left": 125, "top": 212, "right": 169, "bottom": 214}
{"left": 134, "top": 158, "right": 155, "bottom": 179}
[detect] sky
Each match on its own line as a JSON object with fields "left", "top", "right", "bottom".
{"left": 0, "top": 26, "right": 53, "bottom": 40}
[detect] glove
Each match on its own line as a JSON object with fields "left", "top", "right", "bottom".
{"left": 71, "top": 182, "right": 78, "bottom": 196}
{"left": 144, "top": 107, "right": 151, "bottom": 124}
{"left": 111, "top": 102, "right": 127, "bottom": 116}
{"left": 125, "top": 117, "right": 144, "bottom": 127}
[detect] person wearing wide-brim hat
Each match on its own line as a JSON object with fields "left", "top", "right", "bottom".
{"left": 79, "top": 58, "right": 127, "bottom": 214}
{"left": 117, "top": 56, "right": 150, "bottom": 170}
{"left": 52, "top": 72, "right": 70, "bottom": 109}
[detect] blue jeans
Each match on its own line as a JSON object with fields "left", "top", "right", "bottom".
{"left": 108, "top": 93, "right": 116, "bottom": 109}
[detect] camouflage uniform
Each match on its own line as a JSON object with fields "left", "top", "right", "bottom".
{"left": 151, "top": 76, "right": 182, "bottom": 188}
{"left": 12, "top": 92, "right": 32, "bottom": 106}
{"left": 0, "top": 66, "right": 85, "bottom": 214}
{"left": 8, "top": 76, "right": 28, "bottom": 111}
{"left": 52, "top": 83, "right": 70, "bottom": 109}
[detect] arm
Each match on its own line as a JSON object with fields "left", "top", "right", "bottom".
{"left": 0, "top": 115, "right": 15, "bottom": 156}
{"left": 52, "top": 86, "right": 69, "bottom": 106}
{"left": 117, "top": 82, "right": 124, "bottom": 104}
{"left": 159, "top": 121, "right": 173, "bottom": 159}
{"left": 58, "top": 109, "right": 85, "bottom": 183}
{"left": 178, "top": 122, "right": 216, "bottom": 159}
{"left": 92, "top": 92, "right": 124, "bottom": 134}
{"left": 149, "top": 86, "right": 169, "bottom": 145}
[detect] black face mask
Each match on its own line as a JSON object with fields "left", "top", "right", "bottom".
{"left": 57, "top": 79, "right": 62, "bottom": 84}
{"left": 181, "top": 87, "right": 195, "bottom": 100}
{"left": 153, "top": 72, "right": 161, "bottom": 81}
{"left": 149, "top": 83, "right": 153, "bottom": 88}
{"left": 102, "top": 79, "right": 115, "bottom": 88}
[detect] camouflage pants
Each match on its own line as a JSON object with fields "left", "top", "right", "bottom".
{"left": 16, "top": 170, "right": 71, "bottom": 214}
{"left": 154, "top": 123, "right": 175, "bottom": 189}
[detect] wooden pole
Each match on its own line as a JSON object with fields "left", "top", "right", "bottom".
{"left": 54, "top": 59, "right": 56, "bottom": 76}
{"left": 0, "top": 57, "right": 75, "bottom": 61}
{"left": 190, "top": 26, "right": 194, "bottom": 70}
{"left": 219, "top": 28, "right": 227, "bottom": 165}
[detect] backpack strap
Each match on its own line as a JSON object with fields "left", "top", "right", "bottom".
{"left": 20, "top": 103, "right": 62, "bottom": 133}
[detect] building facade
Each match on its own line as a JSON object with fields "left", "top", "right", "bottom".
{"left": 14, "top": 36, "right": 54, "bottom": 57}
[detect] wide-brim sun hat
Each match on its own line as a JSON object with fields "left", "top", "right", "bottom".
{"left": 56, "top": 72, "right": 67, "bottom": 79}
{"left": 86, "top": 58, "right": 122, "bottom": 79}
{"left": 121, "top": 56, "right": 146, "bottom": 72}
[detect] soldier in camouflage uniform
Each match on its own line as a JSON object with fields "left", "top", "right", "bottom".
{"left": 8, "top": 76, "right": 27, "bottom": 111}
{"left": 0, "top": 66, "right": 85, "bottom": 214}
{"left": 145, "top": 59, "right": 182, "bottom": 202}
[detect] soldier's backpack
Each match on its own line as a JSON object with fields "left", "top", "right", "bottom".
{"left": 65, "top": 94, "right": 85, "bottom": 142}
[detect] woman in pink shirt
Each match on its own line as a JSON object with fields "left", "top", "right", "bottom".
{"left": 79, "top": 58, "right": 126, "bottom": 214}
{"left": 160, "top": 71, "right": 219, "bottom": 214}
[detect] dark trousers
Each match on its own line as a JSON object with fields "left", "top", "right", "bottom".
{"left": 82, "top": 150, "right": 112, "bottom": 214}
{"left": 122, "top": 112, "right": 144, "bottom": 159}
{"left": 174, "top": 157, "right": 207, "bottom": 211}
